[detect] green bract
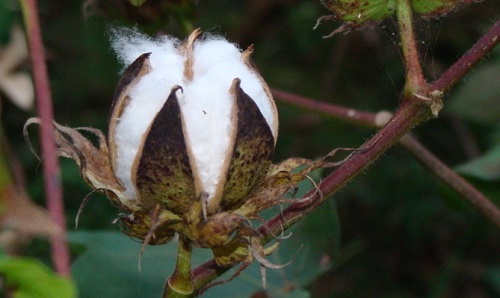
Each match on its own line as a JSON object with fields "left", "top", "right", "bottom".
{"left": 411, "top": 0, "right": 467, "bottom": 17}
{"left": 321, "top": 0, "right": 397, "bottom": 25}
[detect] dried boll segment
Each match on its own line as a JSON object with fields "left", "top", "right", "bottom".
{"left": 218, "top": 79, "right": 275, "bottom": 213}
{"left": 108, "top": 52, "right": 152, "bottom": 202}
{"left": 109, "top": 28, "right": 278, "bottom": 213}
{"left": 134, "top": 86, "right": 196, "bottom": 213}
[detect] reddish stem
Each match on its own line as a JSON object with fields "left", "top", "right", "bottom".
{"left": 260, "top": 98, "right": 430, "bottom": 242}
{"left": 191, "top": 16, "right": 500, "bottom": 291}
{"left": 21, "top": 0, "right": 70, "bottom": 276}
{"left": 271, "top": 88, "right": 378, "bottom": 127}
{"left": 272, "top": 89, "right": 500, "bottom": 229}
{"left": 400, "top": 135, "right": 500, "bottom": 228}
{"left": 396, "top": 0, "right": 427, "bottom": 94}
{"left": 431, "top": 20, "right": 500, "bottom": 93}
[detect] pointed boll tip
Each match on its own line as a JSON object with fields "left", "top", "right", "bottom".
{"left": 170, "top": 85, "right": 184, "bottom": 94}
{"left": 230, "top": 77, "right": 242, "bottom": 91}
{"left": 184, "top": 28, "right": 203, "bottom": 49}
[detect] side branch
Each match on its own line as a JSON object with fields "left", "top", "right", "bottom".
{"left": 431, "top": 20, "right": 500, "bottom": 94}
{"left": 271, "top": 88, "right": 379, "bottom": 127}
{"left": 259, "top": 98, "right": 429, "bottom": 243}
{"left": 396, "top": 0, "right": 427, "bottom": 93}
{"left": 400, "top": 135, "right": 500, "bottom": 228}
{"left": 192, "top": 96, "right": 430, "bottom": 291}
{"left": 272, "top": 89, "right": 500, "bottom": 229}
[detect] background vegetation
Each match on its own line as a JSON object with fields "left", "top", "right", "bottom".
{"left": 0, "top": 0, "right": 499, "bottom": 296}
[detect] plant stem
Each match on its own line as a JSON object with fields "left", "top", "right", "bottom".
{"left": 396, "top": 0, "right": 427, "bottom": 94}
{"left": 260, "top": 97, "right": 431, "bottom": 243}
{"left": 190, "top": 13, "right": 500, "bottom": 293}
{"left": 272, "top": 88, "right": 500, "bottom": 229}
{"left": 191, "top": 96, "right": 431, "bottom": 289}
{"left": 431, "top": 20, "right": 500, "bottom": 93}
{"left": 164, "top": 237, "right": 195, "bottom": 298}
{"left": 400, "top": 135, "right": 500, "bottom": 228}
{"left": 19, "top": 0, "right": 70, "bottom": 276}
{"left": 271, "top": 88, "right": 378, "bottom": 127}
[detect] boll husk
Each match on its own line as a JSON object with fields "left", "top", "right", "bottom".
{"left": 24, "top": 29, "right": 337, "bottom": 267}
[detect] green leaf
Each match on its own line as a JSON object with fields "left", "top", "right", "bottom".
{"left": 0, "top": 256, "right": 76, "bottom": 298}
{"left": 487, "top": 266, "right": 500, "bottom": 294}
{"left": 447, "top": 61, "right": 500, "bottom": 125}
{"left": 455, "top": 144, "right": 500, "bottom": 181}
{"left": 70, "top": 231, "right": 187, "bottom": 297}
{"left": 0, "top": 1, "right": 15, "bottom": 45}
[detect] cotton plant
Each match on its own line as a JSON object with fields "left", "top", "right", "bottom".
{"left": 25, "top": 28, "right": 343, "bottom": 295}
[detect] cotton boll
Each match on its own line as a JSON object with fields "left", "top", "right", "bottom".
{"left": 109, "top": 28, "right": 278, "bottom": 207}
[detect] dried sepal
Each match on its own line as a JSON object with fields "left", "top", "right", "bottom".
{"left": 23, "top": 118, "right": 127, "bottom": 208}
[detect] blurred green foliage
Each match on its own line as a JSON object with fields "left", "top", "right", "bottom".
{"left": 1, "top": 0, "right": 499, "bottom": 297}
{"left": 0, "top": 253, "right": 76, "bottom": 298}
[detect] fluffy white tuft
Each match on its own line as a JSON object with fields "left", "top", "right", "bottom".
{"left": 110, "top": 29, "right": 276, "bottom": 203}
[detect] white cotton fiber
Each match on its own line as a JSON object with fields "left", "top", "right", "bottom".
{"left": 192, "top": 38, "right": 277, "bottom": 138}
{"left": 109, "top": 28, "right": 277, "bottom": 204}
{"left": 111, "top": 28, "right": 185, "bottom": 201}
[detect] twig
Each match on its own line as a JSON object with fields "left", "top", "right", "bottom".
{"left": 271, "top": 88, "right": 384, "bottom": 127}
{"left": 272, "top": 88, "right": 500, "bottom": 229}
{"left": 191, "top": 14, "right": 500, "bottom": 287}
{"left": 431, "top": 20, "right": 500, "bottom": 94}
{"left": 396, "top": 0, "right": 427, "bottom": 94}
{"left": 400, "top": 135, "right": 500, "bottom": 228}
{"left": 191, "top": 95, "right": 431, "bottom": 292}
{"left": 19, "top": 0, "right": 70, "bottom": 276}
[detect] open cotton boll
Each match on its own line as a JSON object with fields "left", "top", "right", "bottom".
{"left": 109, "top": 28, "right": 278, "bottom": 204}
